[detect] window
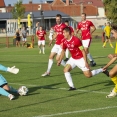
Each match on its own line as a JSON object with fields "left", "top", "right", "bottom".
{"left": 88, "top": 1, "right": 93, "bottom": 4}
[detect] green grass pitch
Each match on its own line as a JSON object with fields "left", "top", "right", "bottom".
{"left": 0, "top": 38, "right": 117, "bottom": 117}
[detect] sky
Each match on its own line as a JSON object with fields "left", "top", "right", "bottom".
{"left": 4, "top": 0, "right": 53, "bottom": 6}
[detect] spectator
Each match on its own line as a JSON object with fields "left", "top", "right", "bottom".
{"left": 15, "top": 29, "right": 21, "bottom": 47}
{"left": 21, "top": 27, "right": 27, "bottom": 47}
{"left": 48, "top": 27, "right": 54, "bottom": 46}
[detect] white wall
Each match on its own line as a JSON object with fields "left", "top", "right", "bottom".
{"left": 0, "top": 8, "right": 6, "bottom": 13}
{"left": 98, "top": 7, "right": 105, "bottom": 17}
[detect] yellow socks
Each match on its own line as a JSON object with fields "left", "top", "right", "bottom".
{"left": 103, "top": 42, "right": 106, "bottom": 47}
{"left": 110, "top": 43, "right": 114, "bottom": 48}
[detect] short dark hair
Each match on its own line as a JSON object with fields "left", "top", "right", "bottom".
{"left": 63, "top": 27, "right": 71, "bottom": 34}
{"left": 82, "top": 13, "right": 86, "bottom": 16}
{"left": 111, "top": 23, "right": 117, "bottom": 31}
{"left": 65, "top": 20, "right": 69, "bottom": 23}
{"left": 56, "top": 14, "right": 62, "bottom": 18}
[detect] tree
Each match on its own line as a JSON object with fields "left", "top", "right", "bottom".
{"left": 12, "top": 0, "right": 25, "bottom": 28}
{"left": 103, "top": 0, "right": 117, "bottom": 23}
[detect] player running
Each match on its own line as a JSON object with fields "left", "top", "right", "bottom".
{"left": 57, "top": 27, "right": 105, "bottom": 90}
{"left": 102, "top": 22, "right": 114, "bottom": 48}
{"left": 64, "top": 20, "right": 74, "bottom": 62}
{"left": 76, "top": 13, "right": 96, "bottom": 67}
{"left": 103, "top": 23, "right": 117, "bottom": 98}
{"left": 41, "top": 14, "right": 66, "bottom": 77}
{"left": 36, "top": 26, "right": 46, "bottom": 54}
{"left": 0, "top": 64, "right": 19, "bottom": 100}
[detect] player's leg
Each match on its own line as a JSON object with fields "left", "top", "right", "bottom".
{"left": 108, "top": 39, "right": 114, "bottom": 48}
{"left": 41, "top": 45, "right": 58, "bottom": 76}
{"left": 0, "top": 75, "right": 15, "bottom": 100}
{"left": 102, "top": 36, "right": 108, "bottom": 48}
{"left": 38, "top": 40, "right": 42, "bottom": 54}
{"left": 56, "top": 46, "right": 66, "bottom": 66}
{"left": 102, "top": 32, "right": 105, "bottom": 43}
{"left": 64, "top": 49, "right": 69, "bottom": 62}
{"left": 42, "top": 40, "right": 45, "bottom": 54}
{"left": 75, "top": 58, "right": 103, "bottom": 77}
{"left": 64, "top": 57, "right": 76, "bottom": 90}
{"left": 82, "top": 39, "right": 96, "bottom": 67}
{"left": 106, "top": 65, "right": 117, "bottom": 98}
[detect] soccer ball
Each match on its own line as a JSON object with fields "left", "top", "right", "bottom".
{"left": 18, "top": 86, "right": 28, "bottom": 96}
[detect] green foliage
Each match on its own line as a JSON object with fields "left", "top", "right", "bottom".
{"left": 11, "top": 0, "right": 25, "bottom": 19}
{"left": 103, "top": 0, "right": 117, "bottom": 23}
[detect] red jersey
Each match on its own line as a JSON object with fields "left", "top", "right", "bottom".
{"left": 77, "top": 20, "right": 94, "bottom": 40}
{"left": 53, "top": 23, "right": 67, "bottom": 45}
{"left": 62, "top": 36, "right": 83, "bottom": 59}
{"left": 68, "top": 26, "right": 74, "bottom": 33}
{"left": 36, "top": 30, "right": 46, "bottom": 40}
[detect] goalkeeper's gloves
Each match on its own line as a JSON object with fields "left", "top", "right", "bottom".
{"left": 7, "top": 66, "right": 19, "bottom": 74}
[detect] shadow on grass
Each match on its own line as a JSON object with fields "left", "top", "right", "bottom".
{"left": 77, "top": 80, "right": 114, "bottom": 90}
{"left": 28, "top": 82, "right": 65, "bottom": 94}
{"left": 0, "top": 80, "right": 114, "bottom": 112}
{"left": 0, "top": 90, "right": 90, "bottom": 113}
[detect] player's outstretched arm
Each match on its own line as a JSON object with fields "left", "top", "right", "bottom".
{"left": 91, "top": 26, "right": 96, "bottom": 35}
{"left": 0, "top": 64, "right": 8, "bottom": 72}
{"left": 7, "top": 66, "right": 19, "bottom": 74}
{"left": 0, "top": 64, "right": 19, "bottom": 74}
{"left": 103, "top": 57, "right": 117, "bottom": 70}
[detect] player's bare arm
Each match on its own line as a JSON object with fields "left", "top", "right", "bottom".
{"left": 75, "top": 29, "right": 79, "bottom": 36}
{"left": 103, "top": 56, "right": 117, "bottom": 70}
{"left": 108, "top": 54, "right": 117, "bottom": 59}
{"left": 91, "top": 26, "right": 96, "bottom": 34}
{"left": 36, "top": 31, "right": 40, "bottom": 39}
{"left": 57, "top": 49, "right": 65, "bottom": 66}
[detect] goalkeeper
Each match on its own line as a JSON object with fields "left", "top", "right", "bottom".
{"left": 0, "top": 64, "right": 19, "bottom": 100}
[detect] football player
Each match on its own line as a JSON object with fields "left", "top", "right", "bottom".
{"left": 64, "top": 20, "right": 74, "bottom": 62}
{"left": 57, "top": 27, "right": 105, "bottom": 90}
{"left": 0, "top": 64, "right": 19, "bottom": 100}
{"left": 76, "top": 13, "right": 96, "bottom": 67}
{"left": 103, "top": 23, "right": 117, "bottom": 98}
{"left": 41, "top": 14, "right": 67, "bottom": 77}
{"left": 36, "top": 26, "right": 46, "bottom": 54}
{"left": 102, "top": 22, "right": 114, "bottom": 48}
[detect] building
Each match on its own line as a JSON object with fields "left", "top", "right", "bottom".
{"left": 0, "top": 0, "right": 107, "bottom": 36}
{"left": 0, "top": 0, "right": 6, "bottom": 13}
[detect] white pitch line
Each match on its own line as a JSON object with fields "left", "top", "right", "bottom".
{"left": 33, "top": 106, "right": 117, "bottom": 117}
{"left": 9, "top": 83, "right": 108, "bottom": 94}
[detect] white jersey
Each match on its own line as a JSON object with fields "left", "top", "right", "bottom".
{"left": 49, "top": 29, "right": 54, "bottom": 40}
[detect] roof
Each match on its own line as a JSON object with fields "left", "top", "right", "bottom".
{"left": 73, "top": 0, "right": 104, "bottom": 7}
{"left": 0, "top": 0, "right": 5, "bottom": 8}
{"left": 0, "top": 10, "right": 69, "bottom": 19}
{"left": 52, "top": 4, "right": 98, "bottom": 16}
{"left": 6, "top": 0, "right": 99, "bottom": 17}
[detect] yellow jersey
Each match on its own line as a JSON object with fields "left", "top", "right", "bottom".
{"left": 104, "top": 26, "right": 111, "bottom": 37}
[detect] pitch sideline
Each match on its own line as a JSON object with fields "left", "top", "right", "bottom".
{"left": 33, "top": 106, "right": 117, "bottom": 117}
